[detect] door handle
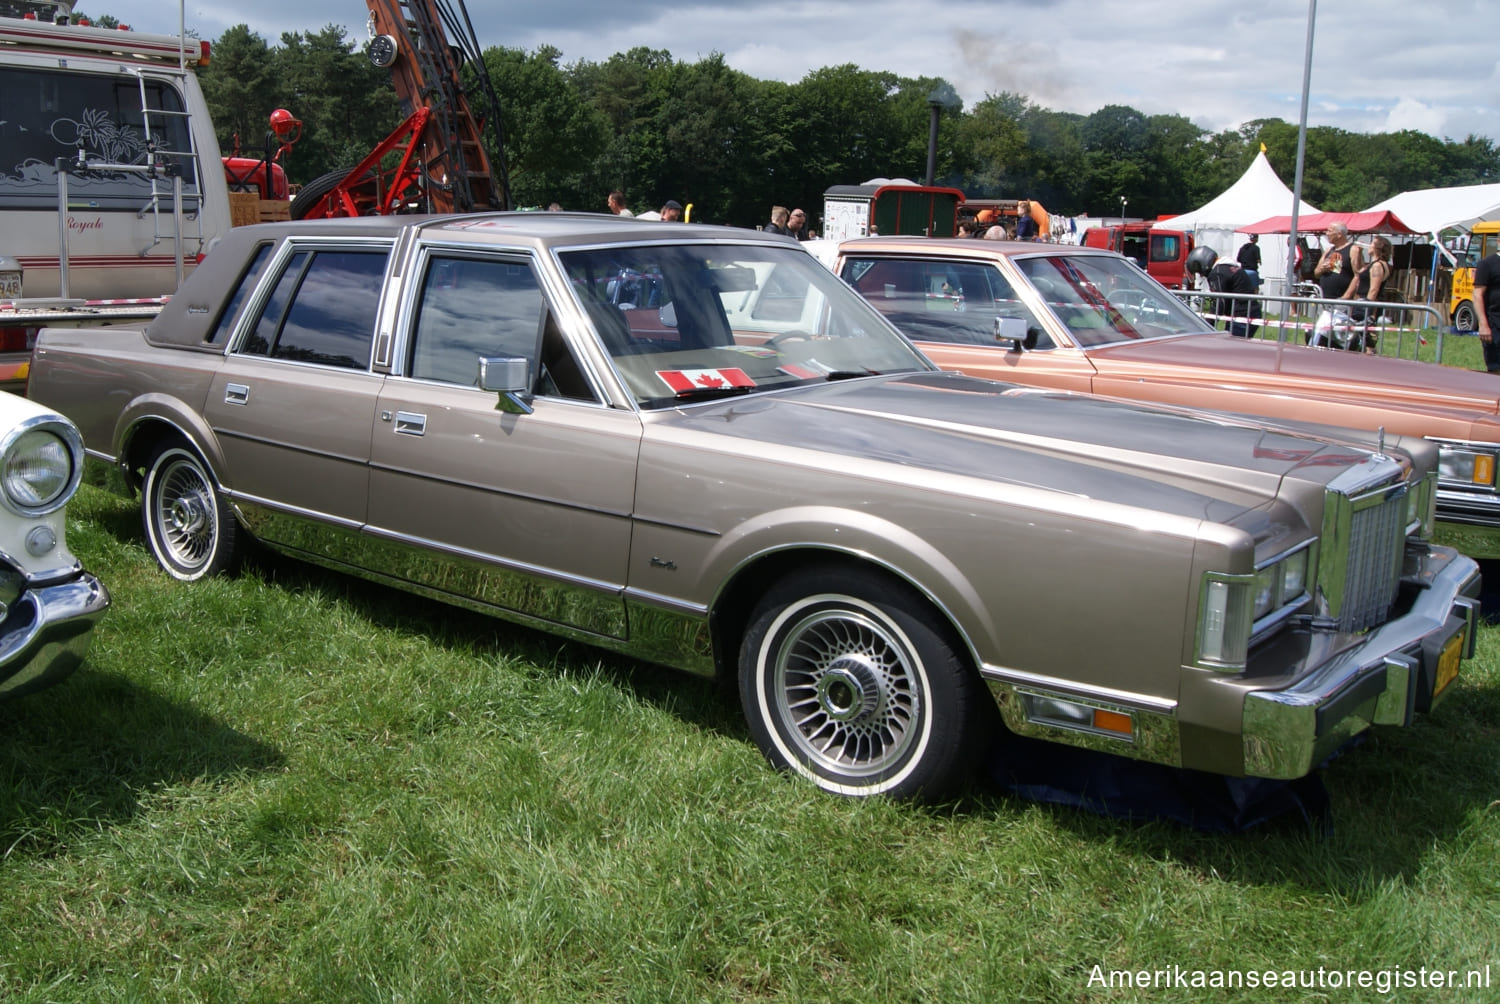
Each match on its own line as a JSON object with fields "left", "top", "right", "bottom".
{"left": 224, "top": 382, "right": 249, "bottom": 405}
{"left": 394, "top": 411, "right": 426, "bottom": 436}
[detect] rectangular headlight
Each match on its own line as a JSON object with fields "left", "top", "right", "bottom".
{"left": 1198, "top": 573, "right": 1253, "bottom": 670}
{"left": 1281, "top": 548, "right": 1309, "bottom": 600}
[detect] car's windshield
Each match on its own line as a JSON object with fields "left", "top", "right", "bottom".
{"left": 559, "top": 243, "right": 930, "bottom": 408}
{"left": 1015, "top": 253, "right": 1212, "bottom": 347}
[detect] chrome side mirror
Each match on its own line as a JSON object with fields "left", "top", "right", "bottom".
{"left": 994, "top": 316, "right": 1036, "bottom": 353}
{"left": 478, "top": 356, "right": 533, "bottom": 415}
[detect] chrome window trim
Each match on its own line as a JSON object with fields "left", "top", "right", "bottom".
{"left": 395, "top": 241, "right": 613, "bottom": 405}
{"left": 224, "top": 236, "right": 399, "bottom": 366}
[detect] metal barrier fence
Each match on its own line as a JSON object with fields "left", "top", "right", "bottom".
{"left": 1172, "top": 286, "right": 1451, "bottom": 363}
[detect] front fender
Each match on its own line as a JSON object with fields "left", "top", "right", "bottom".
{"left": 703, "top": 504, "right": 995, "bottom": 662}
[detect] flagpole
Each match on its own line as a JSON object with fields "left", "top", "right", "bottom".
{"left": 1282, "top": 0, "right": 1317, "bottom": 341}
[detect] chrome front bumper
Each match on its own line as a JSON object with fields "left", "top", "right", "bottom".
{"left": 0, "top": 573, "right": 111, "bottom": 699}
{"left": 1435, "top": 488, "right": 1500, "bottom": 559}
{"left": 1241, "top": 545, "right": 1481, "bottom": 779}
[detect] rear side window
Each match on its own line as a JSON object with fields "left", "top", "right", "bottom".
{"left": 204, "top": 244, "right": 273, "bottom": 345}
{"left": 0, "top": 67, "right": 198, "bottom": 210}
{"left": 237, "top": 248, "right": 388, "bottom": 369}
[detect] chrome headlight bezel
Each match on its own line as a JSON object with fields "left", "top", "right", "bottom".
{"left": 1406, "top": 470, "right": 1436, "bottom": 536}
{"left": 1197, "top": 541, "right": 1316, "bottom": 673}
{"left": 1196, "top": 572, "right": 1254, "bottom": 671}
{"left": 0, "top": 414, "right": 84, "bottom": 517}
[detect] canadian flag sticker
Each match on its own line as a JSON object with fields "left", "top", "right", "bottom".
{"left": 655, "top": 368, "right": 757, "bottom": 393}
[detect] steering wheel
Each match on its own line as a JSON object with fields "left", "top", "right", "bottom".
{"left": 765, "top": 330, "right": 818, "bottom": 349}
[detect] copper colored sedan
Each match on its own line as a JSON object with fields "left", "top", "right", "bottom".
{"left": 831, "top": 237, "right": 1500, "bottom": 557}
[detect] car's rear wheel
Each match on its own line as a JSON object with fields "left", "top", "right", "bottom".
{"left": 142, "top": 443, "right": 239, "bottom": 581}
{"left": 739, "top": 566, "right": 989, "bottom": 801}
{"left": 1454, "top": 302, "right": 1478, "bottom": 332}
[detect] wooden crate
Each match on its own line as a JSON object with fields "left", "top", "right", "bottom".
{"left": 229, "top": 191, "right": 292, "bottom": 227}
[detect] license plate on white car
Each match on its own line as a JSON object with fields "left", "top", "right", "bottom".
{"left": 0, "top": 271, "right": 19, "bottom": 299}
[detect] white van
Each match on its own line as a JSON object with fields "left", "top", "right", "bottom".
{"left": 0, "top": 2, "right": 232, "bottom": 382}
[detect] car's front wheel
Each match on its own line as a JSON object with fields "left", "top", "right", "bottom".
{"left": 739, "top": 566, "right": 990, "bottom": 801}
{"left": 141, "top": 443, "right": 240, "bottom": 581}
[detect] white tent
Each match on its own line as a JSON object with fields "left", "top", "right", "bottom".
{"left": 1153, "top": 151, "right": 1319, "bottom": 295}
{"left": 1364, "top": 184, "right": 1500, "bottom": 259}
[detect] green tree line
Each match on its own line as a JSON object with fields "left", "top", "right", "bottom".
{"left": 91, "top": 15, "right": 1500, "bottom": 228}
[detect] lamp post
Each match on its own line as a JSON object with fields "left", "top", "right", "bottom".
{"left": 1284, "top": 0, "right": 1317, "bottom": 322}
{"left": 1120, "top": 196, "right": 1128, "bottom": 223}
{"left": 924, "top": 83, "right": 960, "bottom": 187}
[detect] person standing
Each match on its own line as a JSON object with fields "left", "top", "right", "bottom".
{"left": 1473, "top": 244, "right": 1500, "bottom": 373}
{"left": 1015, "top": 200, "right": 1036, "bottom": 241}
{"left": 1208, "top": 254, "right": 1259, "bottom": 338}
{"left": 1347, "top": 235, "right": 1392, "bottom": 353}
{"left": 1236, "top": 234, "right": 1262, "bottom": 289}
{"left": 765, "top": 206, "right": 790, "bottom": 235}
{"left": 607, "top": 190, "right": 633, "bottom": 217}
{"left": 787, "top": 208, "right": 812, "bottom": 240}
{"left": 1313, "top": 223, "right": 1363, "bottom": 300}
{"left": 660, "top": 200, "right": 684, "bottom": 222}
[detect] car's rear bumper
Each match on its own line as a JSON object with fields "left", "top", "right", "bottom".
{"left": 1241, "top": 545, "right": 1481, "bottom": 779}
{"left": 0, "top": 573, "right": 111, "bottom": 699}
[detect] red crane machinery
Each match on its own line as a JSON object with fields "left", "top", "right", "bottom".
{"left": 292, "top": 0, "right": 511, "bottom": 218}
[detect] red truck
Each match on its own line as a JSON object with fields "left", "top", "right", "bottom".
{"left": 1082, "top": 223, "right": 1194, "bottom": 289}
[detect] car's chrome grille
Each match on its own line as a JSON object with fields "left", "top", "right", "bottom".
{"left": 1338, "top": 488, "right": 1405, "bottom": 632}
{"left": 1321, "top": 463, "right": 1408, "bottom": 634}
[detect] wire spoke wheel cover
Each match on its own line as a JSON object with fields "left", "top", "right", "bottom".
{"left": 740, "top": 568, "right": 988, "bottom": 801}
{"left": 142, "top": 444, "right": 239, "bottom": 581}
{"left": 772, "top": 603, "right": 922, "bottom": 777}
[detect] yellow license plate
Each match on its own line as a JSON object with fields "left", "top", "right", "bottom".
{"left": 1434, "top": 630, "right": 1464, "bottom": 697}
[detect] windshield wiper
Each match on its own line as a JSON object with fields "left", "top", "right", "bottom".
{"left": 670, "top": 384, "right": 756, "bottom": 401}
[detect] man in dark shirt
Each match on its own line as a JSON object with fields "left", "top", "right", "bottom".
{"left": 1313, "top": 223, "right": 1363, "bottom": 299}
{"left": 1236, "top": 234, "right": 1262, "bottom": 289}
{"left": 1209, "top": 257, "right": 1260, "bottom": 338}
{"left": 1473, "top": 251, "right": 1500, "bottom": 372}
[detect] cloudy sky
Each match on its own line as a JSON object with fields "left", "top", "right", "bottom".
{"left": 87, "top": 0, "right": 1496, "bottom": 143}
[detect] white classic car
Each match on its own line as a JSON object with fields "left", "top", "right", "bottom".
{"left": 0, "top": 390, "right": 109, "bottom": 697}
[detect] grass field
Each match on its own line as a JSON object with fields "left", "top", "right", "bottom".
{"left": 0, "top": 481, "right": 1496, "bottom": 1002}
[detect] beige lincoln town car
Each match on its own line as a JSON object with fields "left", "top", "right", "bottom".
{"left": 27, "top": 214, "right": 1480, "bottom": 800}
{"left": 826, "top": 236, "right": 1500, "bottom": 558}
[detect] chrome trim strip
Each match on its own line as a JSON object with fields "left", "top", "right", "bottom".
{"left": 359, "top": 523, "right": 625, "bottom": 597}
{"left": 622, "top": 587, "right": 708, "bottom": 618}
{"left": 986, "top": 678, "right": 1182, "bottom": 767}
{"left": 225, "top": 492, "right": 364, "bottom": 531}
{"left": 237, "top": 503, "right": 629, "bottom": 640}
{"left": 977, "top": 663, "right": 1178, "bottom": 715}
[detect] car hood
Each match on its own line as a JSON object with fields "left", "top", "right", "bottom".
{"left": 1089, "top": 334, "right": 1500, "bottom": 419}
{"left": 648, "top": 371, "right": 1388, "bottom": 525}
